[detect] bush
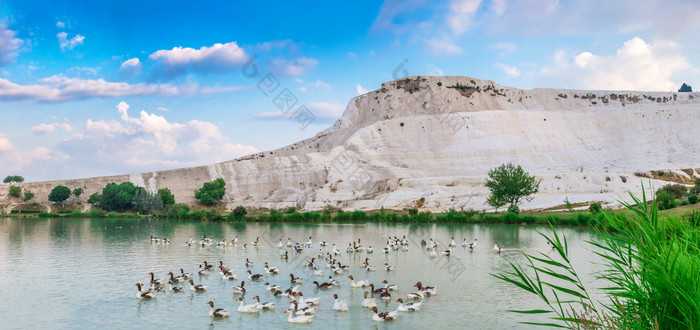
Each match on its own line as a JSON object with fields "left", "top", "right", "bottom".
{"left": 230, "top": 206, "right": 247, "bottom": 219}
{"left": 690, "top": 178, "right": 700, "bottom": 194}
{"left": 48, "top": 185, "right": 71, "bottom": 204}
{"left": 8, "top": 185, "right": 21, "bottom": 198}
{"left": 688, "top": 194, "right": 699, "bottom": 204}
{"left": 589, "top": 202, "right": 602, "bottom": 213}
{"left": 407, "top": 208, "right": 418, "bottom": 216}
{"left": 679, "top": 200, "right": 689, "bottom": 206}
{"left": 656, "top": 190, "right": 676, "bottom": 210}
{"left": 657, "top": 184, "right": 687, "bottom": 199}
{"left": 507, "top": 205, "right": 520, "bottom": 214}
{"left": 132, "top": 188, "right": 164, "bottom": 214}
{"left": 194, "top": 178, "right": 226, "bottom": 205}
{"left": 157, "top": 188, "right": 175, "bottom": 205}
{"left": 72, "top": 188, "right": 83, "bottom": 198}
{"left": 161, "top": 204, "right": 190, "bottom": 220}
{"left": 23, "top": 190, "right": 34, "bottom": 201}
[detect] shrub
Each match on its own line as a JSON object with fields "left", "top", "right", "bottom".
{"left": 157, "top": 188, "right": 175, "bottom": 205}
{"left": 656, "top": 190, "right": 676, "bottom": 210}
{"left": 194, "top": 178, "right": 226, "bottom": 205}
{"left": 688, "top": 194, "right": 698, "bottom": 204}
{"left": 284, "top": 207, "right": 296, "bottom": 214}
{"left": 72, "top": 188, "right": 83, "bottom": 198}
{"left": 230, "top": 206, "right": 247, "bottom": 219}
{"left": 657, "top": 184, "right": 687, "bottom": 199}
{"left": 507, "top": 205, "right": 520, "bottom": 214}
{"left": 679, "top": 200, "right": 689, "bottom": 206}
{"left": 407, "top": 208, "right": 418, "bottom": 216}
{"left": 161, "top": 204, "right": 190, "bottom": 220}
{"left": 8, "top": 185, "right": 21, "bottom": 198}
{"left": 690, "top": 178, "right": 700, "bottom": 194}
{"left": 132, "top": 188, "right": 164, "bottom": 214}
{"left": 437, "top": 81, "right": 442, "bottom": 86}
{"left": 23, "top": 190, "right": 34, "bottom": 202}
{"left": 589, "top": 202, "right": 602, "bottom": 213}
{"left": 48, "top": 185, "right": 71, "bottom": 204}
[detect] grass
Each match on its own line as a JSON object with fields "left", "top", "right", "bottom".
{"left": 492, "top": 186, "right": 700, "bottom": 328}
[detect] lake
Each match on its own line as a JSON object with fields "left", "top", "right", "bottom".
{"left": 0, "top": 217, "right": 601, "bottom": 329}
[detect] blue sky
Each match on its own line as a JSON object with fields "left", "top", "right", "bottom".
{"left": 1, "top": 0, "right": 699, "bottom": 181}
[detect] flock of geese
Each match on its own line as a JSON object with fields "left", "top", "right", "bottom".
{"left": 137, "top": 235, "right": 505, "bottom": 323}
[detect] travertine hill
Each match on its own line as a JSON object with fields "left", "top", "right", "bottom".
{"left": 2, "top": 76, "right": 699, "bottom": 213}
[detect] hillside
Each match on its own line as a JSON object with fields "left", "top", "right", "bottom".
{"left": 1, "top": 76, "right": 699, "bottom": 213}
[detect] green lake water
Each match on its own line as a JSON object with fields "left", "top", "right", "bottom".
{"left": 0, "top": 218, "right": 602, "bottom": 329}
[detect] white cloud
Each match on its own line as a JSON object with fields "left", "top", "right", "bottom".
{"left": 370, "top": 0, "right": 429, "bottom": 35}
{"left": 255, "top": 39, "right": 294, "bottom": 52}
{"left": 494, "top": 63, "right": 521, "bottom": 78}
{"left": 149, "top": 42, "right": 247, "bottom": 77}
{"left": 347, "top": 52, "right": 358, "bottom": 58}
{"left": 0, "top": 24, "right": 23, "bottom": 66}
{"left": 31, "top": 122, "right": 73, "bottom": 135}
{"left": 295, "top": 78, "right": 331, "bottom": 90}
{"left": 356, "top": 84, "right": 370, "bottom": 95}
{"left": 425, "top": 38, "right": 463, "bottom": 56}
{"left": 447, "top": 0, "right": 483, "bottom": 35}
{"left": 490, "top": 0, "right": 507, "bottom": 15}
{"left": 539, "top": 37, "right": 692, "bottom": 91}
{"left": 0, "top": 75, "right": 194, "bottom": 102}
{"left": 119, "top": 58, "right": 142, "bottom": 77}
{"left": 57, "top": 32, "right": 84, "bottom": 51}
{"left": 0, "top": 132, "right": 13, "bottom": 152}
{"left": 268, "top": 57, "right": 318, "bottom": 77}
{"left": 156, "top": 107, "right": 169, "bottom": 112}
{"left": 254, "top": 102, "right": 344, "bottom": 120}
{"left": 427, "top": 64, "right": 444, "bottom": 76}
{"left": 56, "top": 21, "right": 66, "bottom": 28}
{"left": 489, "top": 42, "right": 517, "bottom": 56}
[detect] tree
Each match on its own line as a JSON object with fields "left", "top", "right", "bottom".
{"left": 690, "top": 178, "right": 700, "bottom": 195}
{"left": 485, "top": 163, "right": 540, "bottom": 208}
{"left": 194, "top": 178, "right": 226, "bottom": 205}
{"left": 157, "top": 188, "right": 175, "bottom": 206}
{"left": 48, "top": 185, "right": 72, "bottom": 204}
{"left": 3, "top": 175, "right": 24, "bottom": 184}
{"left": 73, "top": 188, "right": 84, "bottom": 198}
{"left": 486, "top": 194, "right": 507, "bottom": 212}
{"left": 132, "top": 188, "right": 164, "bottom": 214}
{"left": 678, "top": 83, "right": 693, "bottom": 92}
{"left": 8, "top": 185, "right": 21, "bottom": 198}
{"left": 100, "top": 182, "right": 138, "bottom": 211}
{"left": 23, "top": 190, "right": 34, "bottom": 202}
{"left": 657, "top": 184, "right": 687, "bottom": 199}
{"left": 655, "top": 190, "right": 675, "bottom": 210}
{"left": 87, "top": 193, "right": 102, "bottom": 206}
{"left": 231, "top": 206, "right": 247, "bottom": 219}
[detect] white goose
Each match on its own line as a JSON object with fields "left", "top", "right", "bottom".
{"left": 188, "top": 280, "right": 206, "bottom": 292}
{"left": 371, "top": 307, "right": 397, "bottom": 321}
{"left": 284, "top": 309, "right": 314, "bottom": 323}
{"left": 252, "top": 296, "right": 275, "bottom": 310}
{"left": 233, "top": 281, "right": 246, "bottom": 294}
{"left": 361, "top": 291, "right": 377, "bottom": 309}
{"left": 286, "top": 238, "right": 293, "bottom": 247}
{"left": 135, "top": 283, "right": 156, "bottom": 299}
{"left": 298, "top": 293, "right": 320, "bottom": 306}
{"left": 493, "top": 241, "right": 502, "bottom": 253}
{"left": 207, "top": 301, "right": 230, "bottom": 317}
{"left": 395, "top": 298, "right": 421, "bottom": 312}
{"left": 348, "top": 275, "right": 370, "bottom": 288}
{"left": 449, "top": 237, "right": 457, "bottom": 247}
{"left": 332, "top": 294, "right": 348, "bottom": 311}
{"left": 277, "top": 239, "right": 284, "bottom": 248}
{"left": 235, "top": 298, "right": 259, "bottom": 313}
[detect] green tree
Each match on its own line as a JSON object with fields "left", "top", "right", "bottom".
{"left": 157, "top": 188, "right": 175, "bottom": 206}
{"left": 8, "top": 185, "right": 21, "bottom": 198}
{"left": 72, "top": 188, "right": 84, "bottom": 198}
{"left": 3, "top": 175, "right": 24, "bottom": 184}
{"left": 678, "top": 83, "right": 693, "bottom": 92}
{"left": 194, "top": 178, "right": 226, "bottom": 205}
{"left": 48, "top": 185, "right": 72, "bottom": 204}
{"left": 100, "top": 182, "right": 138, "bottom": 211}
{"left": 230, "top": 206, "right": 247, "bottom": 219}
{"left": 23, "top": 190, "right": 34, "bottom": 201}
{"left": 132, "top": 188, "right": 164, "bottom": 214}
{"left": 657, "top": 184, "right": 687, "bottom": 199}
{"left": 656, "top": 190, "right": 676, "bottom": 210}
{"left": 485, "top": 163, "right": 540, "bottom": 208}
{"left": 690, "top": 178, "right": 700, "bottom": 195}
{"left": 87, "top": 193, "right": 102, "bottom": 206}
{"left": 486, "top": 194, "right": 507, "bottom": 212}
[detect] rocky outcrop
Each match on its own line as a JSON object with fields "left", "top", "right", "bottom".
{"left": 2, "top": 76, "right": 699, "bottom": 212}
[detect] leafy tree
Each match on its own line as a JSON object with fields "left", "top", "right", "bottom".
{"left": 3, "top": 175, "right": 24, "bottom": 184}
{"left": 48, "top": 185, "right": 72, "bottom": 204}
{"left": 688, "top": 194, "right": 699, "bottom": 205}
{"left": 161, "top": 204, "right": 191, "bottom": 219}
{"left": 23, "top": 190, "right": 34, "bottom": 202}
{"left": 157, "top": 188, "right": 175, "bottom": 206}
{"left": 72, "top": 188, "right": 84, "bottom": 198}
{"left": 132, "top": 188, "right": 164, "bottom": 214}
{"left": 678, "top": 83, "right": 692, "bottom": 92}
{"left": 87, "top": 193, "right": 102, "bottom": 206}
{"left": 657, "top": 184, "right": 687, "bottom": 199}
{"left": 230, "top": 206, "right": 247, "bottom": 219}
{"left": 486, "top": 194, "right": 507, "bottom": 212}
{"left": 485, "top": 163, "right": 540, "bottom": 208}
{"left": 194, "top": 178, "right": 226, "bottom": 205}
{"left": 655, "top": 190, "right": 675, "bottom": 210}
{"left": 690, "top": 178, "right": 700, "bottom": 195}
{"left": 8, "top": 185, "right": 21, "bottom": 198}
{"left": 100, "top": 182, "right": 138, "bottom": 211}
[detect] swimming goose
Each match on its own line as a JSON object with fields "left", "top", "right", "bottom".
{"left": 366, "top": 246, "right": 374, "bottom": 253}
{"left": 449, "top": 237, "right": 457, "bottom": 247}
{"left": 384, "top": 263, "right": 396, "bottom": 271}
{"left": 286, "top": 238, "right": 292, "bottom": 247}
{"left": 304, "top": 258, "right": 316, "bottom": 268}
{"left": 298, "top": 292, "right": 320, "bottom": 306}
{"left": 252, "top": 296, "right": 275, "bottom": 310}
{"left": 284, "top": 286, "right": 301, "bottom": 296}
{"left": 493, "top": 241, "right": 502, "bottom": 253}
{"left": 235, "top": 297, "right": 259, "bottom": 313}
{"left": 280, "top": 251, "right": 289, "bottom": 260}
{"left": 245, "top": 258, "right": 254, "bottom": 267}
{"left": 218, "top": 261, "right": 229, "bottom": 273}
{"left": 202, "top": 261, "right": 214, "bottom": 270}
{"left": 328, "top": 276, "right": 340, "bottom": 286}
{"left": 331, "top": 266, "right": 344, "bottom": 275}
{"left": 277, "top": 239, "right": 284, "bottom": 248}
{"left": 289, "top": 273, "right": 303, "bottom": 284}
{"left": 313, "top": 267, "right": 324, "bottom": 276}
{"left": 217, "top": 239, "right": 227, "bottom": 246}
{"left": 381, "top": 280, "right": 399, "bottom": 291}
{"left": 233, "top": 281, "right": 246, "bottom": 294}
{"left": 264, "top": 263, "right": 279, "bottom": 274}
{"left": 180, "top": 268, "right": 193, "bottom": 279}
{"left": 348, "top": 275, "right": 370, "bottom": 288}
{"left": 396, "top": 298, "right": 421, "bottom": 312}
{"left": 368, "top": 284, "right": 387, "bottom": 295}
{"left": 135, "top": 283, "right": 156, "bottom": 299}
{"left": 246, "top": 270, "right": 263, "bottom": 281}
{"left": 188, "top": 280, "right": 207, "bottom": 292}
{"left": 148, "top": 272, "right": 166, "bottom": 286}
{"left": 198, "top": 265, "right": 208, "bottom": 276}
{"left": 251, "top": 237, "right": 260, "bottom": 246}
{"left": 320, "top": 241, "right": 328, "bottom": 247}
{"left": 332, "top": 294, "right": 348, "bottom": 311}
{"left": 231, "top": 236, "right": 238, "bottom": 244}
{"left": 443, "top": 247, "right": 452, "bottom": 256}
{"left": 168, "top": 272, "right": 185, "bottom": 283}
{"left": 413, "top": 282, "right": 437, "bottom": 296}
{"left": 167, "top": 281, "right": 184, "bottom": 292}
{"left": 264, "top": 282, "right": 282, "bottom": 292}
{"left": 371, "top": 306, "right": 397, "bottom": 321}
{"left": 313, "top": 281, "right": 333, "bottom": 289}
{"left": 241, "top": 243, "right": 248, "bottom": 251}
{"left": 207, "top": 301, "right": 230, "bottom": 317}
{"left": 429, "top": 249, "right": 437, "bottom": 258}
{"left": 284, "top": 309, "right": 314, "bottom": 323}
{"left": 332, "top": 244, "right": 341, "bottom": 255}
{"left": 406, "top": 291, "right": 424, "bottom": 300}
{"left": 361, "top": 291, "right": 377, "bottom": 308}
{"left": 469, "top": 238, "right": 478, "bottom": 251}
{"left": 221, "top": 269, "right": 238, "bottom": 281}
{"left": 461, "top": 238, "right": 469, "bottom": 247}
{"left": 305, "top": 236, "right": 312, "bottom": 247}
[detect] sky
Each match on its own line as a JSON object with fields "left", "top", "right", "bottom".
{"left": 0, "top": 0, "right": 699, "bottom": 182}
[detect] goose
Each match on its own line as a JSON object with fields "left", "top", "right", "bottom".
{"left": 180, "top": 268, "right": 193, "bottom": 279}
{"left": 371, "top": 306, "right": 397, "bottom": 321}
{"left": 150, "top": 235, "right": 160, "bottom": 243}
{"left": 277, "top": 239, "right": 284, "bottom": 248}
{"left": 493, "top": 241, "right": 502, "bottom": 253}
{"left": 331, "top": 266, "right": 344, "bottom": 275}
{"left": 366, "top": 246, "right": 374, "bottom": 253}
{"left": 381, "top": 244, "right": 390, "bottom": 254}
{"left": 235, "top": 298, "right": 259, "bottom": 313}
{"left": 401, "top": 245, "right": 409, "bottom": 252}
{"left": 231, "top": 236, "right": 238, "bottom": 244}
{"left": 198, "top": 265, "right": 208, "bottom": 276}
{"left": 378, "top": 290, "right": 392, "bottom": 300}
{"left": 361, "top": 291, "right": 377, "bottom": 308}
{"left": 241, "top": 243, "right": 248, "bottom": 251}
{"left": 246, "top": 270, "right": 263, "bottom": 281}
{"left": 280, "top": 251, "right": 289, "bottom": 260}
{"left": 218, "top": 261, "right": 229, "bottom": 273}
{"left": 217, "top": 239, "right": 227, "bottom": 246}
{"left": 185, "top": 237, "right": 194, "bottom": 246}
{"left": 233, "top": 281, "right": 246, "bottom": 294}
{"left": 202, "top": 261, "right": 214, "bottom": 270}
{"left": 366, "top": 264, "right": 376, "bottom": 271}
{"left": 149, "top": 284, "right": 165, "bottom": 293}
{"left": 313, "top": 281, "right": 333, "bottom": 289}
{"left": 168, "top": 272, "right": 185, "bottom": 283}
{"left": 361, "top": 258, "right": 371, "bottom": 268}
{"left": 406, "top": 292, "right": 424, "bottom": 300}
{"left": 461, "top": 238, "right": 469, "bottom": 247}
{"left": 469, "top": 238, "right": 478, "bottom": 251}
{"left": 221, "top": 269, "right": 238, "bottom": 281}
{"left": 162, "top": 238, "right": 170, "bottom": 244}
{"left": 264, "top": 263, "right": 279, "bottom": 274}
{"left": 443, "top": 247, "right": 453, "bottom": 256}
{"left": 245, "top": 258, "right": 254, "bottom": 267}
{"left": 251, "top": 237, "right": 260, "bottom": 246}
{"left": 294, "top": 245, "right": 304, "bottom": 253}
{"left": 332, "top": 244, "right": 341, "bottom": 255}
{"left": 396, "top": 298, "right": 421, "bottom": 312}
{"left": 384, "top": 263, "right": 396, "bottom": 271}
{"left": 413, "top": 282, "right": 437, "bottom": 296}
{"left": 346, "top": 243, "right": 354, "bottom": 253}
{"left": 401, "top": 235, "right": 409, "bottom": 245}
{"left": 332, "top": 294, "right": 348, "bottom": 311}
{"left": 252, "top": 296, "right": 275, "bottom": 310}
{"left": 319, "top": 241, "right": 328, "bottom": 247}
{"left": 167, "top": 281, "right": 184, "bottom": 293}
{"left": 449, "top": 237, "right": 457, "bottom": 247}
{"left": 328, "top": 276, "right": 340, "bottom": 286}
{"left": 289, "top": 273, "right": 303, "bottom": 284}
{"left": 304, "top": 258, "right": 316, "bottom": 268}
{"left": 313, "top": 267, "right": 324, "bottom": 276}
{"left": 224, "top": 240, "right": 232, "bottom": 247}
{"left": 421, "top": 239, "right": 427, "bottom": 246}
{"left": 347, "top": 275, "right": 370, "bottom": 288}
{"left": 284, "top": 286, "right": 301, "bottom": 296}
{"left": 286, "top": 238, "right": 293, "bottom": 247}
{"left": 188, "top": 280, "right": 207, "bottom": 292}
{"left": 305, "top": 236, "right": 312, "bottom": 247}
{"left": 368, "top": 284, "right": 387, "bottom": 295}
{"left": 284, "top": 309, "right": 314, "bottom": 323}
{"left": 381, "top": 280, "right": 399, "bottom": 291}
{"left": 148, "top": 272, "right": 166, "bottom": 286}
{"left": 298, "top": 292, "right": 320, "bottom": 306}
{"left": 207, "top": 301, "right": 230, "bottom": 317}
{"left": 264, "top": 282, "right": 282, "bottom": 292}
{"left": 336, "top": 262, "right": 349, "bottom": 271}
{"left": 429, "top": 249, "right": 437, "bottom": 258}
{"left": 135, "top": 283, "right": 156, "bottom": 299}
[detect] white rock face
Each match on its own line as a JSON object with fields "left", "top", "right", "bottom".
{"left": 1, "top": 76, "right": 698, "bottom": 212}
